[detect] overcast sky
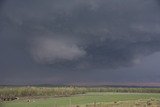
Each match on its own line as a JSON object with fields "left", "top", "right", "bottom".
{"left": 1, "top": 0, "right": 160, "bottom": 85}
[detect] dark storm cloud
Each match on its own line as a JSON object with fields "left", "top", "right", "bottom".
{"left": 1, "top": 0, "right": 160, "bottom": 84}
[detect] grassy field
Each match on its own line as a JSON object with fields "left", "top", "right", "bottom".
{"left": 0, "top": 87, "right": 87, "bottom": 98}
{"left": 1, "top": 86, "right": 160, "bottom": 98}
{"left": 1, "top": 92, "right": 160, "bottom": 107}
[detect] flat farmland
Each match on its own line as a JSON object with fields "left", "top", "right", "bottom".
{"left": 1, "top": 92, "right": 160, "bottom": 107}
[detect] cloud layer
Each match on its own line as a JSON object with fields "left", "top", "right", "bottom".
{"left": 1, "top": 0, "right": 160, "bottom": 84}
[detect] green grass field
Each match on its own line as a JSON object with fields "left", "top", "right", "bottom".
{"left": 1, "top": 92, "right": 160, "bottom": 107}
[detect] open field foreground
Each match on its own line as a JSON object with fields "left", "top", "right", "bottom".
{"left": 1, "top": 92, "right": 160, "bottom": 107}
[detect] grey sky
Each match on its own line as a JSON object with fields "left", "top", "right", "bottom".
{"left": 0, "top": 0, "right": 160, "bottom": 85}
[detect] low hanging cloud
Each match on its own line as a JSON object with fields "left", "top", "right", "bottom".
{"left": 30, "top": 36, "right": 86, "bottom": 64}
